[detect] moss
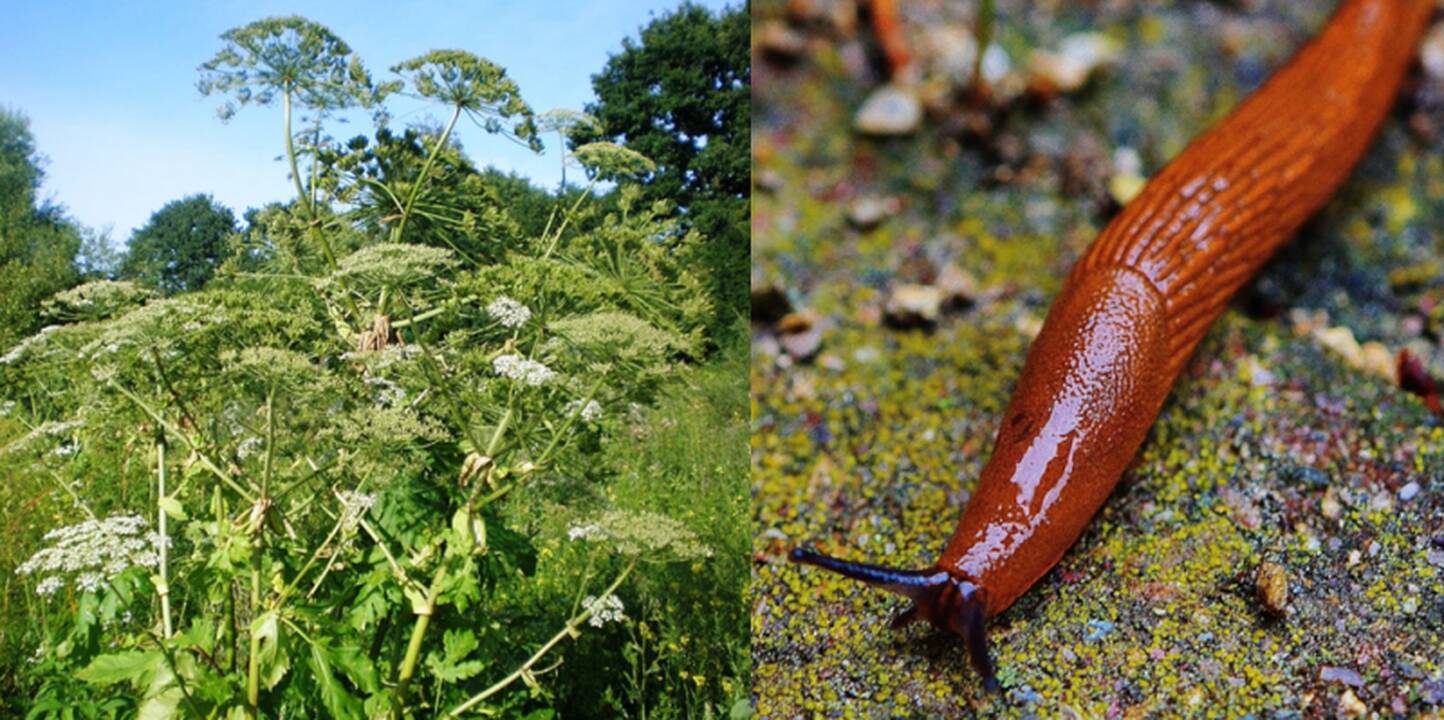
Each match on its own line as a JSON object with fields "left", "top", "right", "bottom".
{"left": 753, "top": 0, "right": 1444, "bottom": 715}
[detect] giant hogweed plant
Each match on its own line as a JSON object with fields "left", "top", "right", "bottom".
{"left": 0, "top": 15, "right": 721, "bottom": 719}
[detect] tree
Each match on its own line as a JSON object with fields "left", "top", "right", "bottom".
{"left": 579, "top": 3, "right": 750, "bottom": 341}
{"left": 120, "top": 194, "right": 238, "bottom": 294}
{"left": 0, "top": 107, "right": 82, "bottom": 348}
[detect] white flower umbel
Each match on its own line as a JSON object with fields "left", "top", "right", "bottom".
{"left": 582, "top": 593, "right": 626, "bottom": 627}
{"left": 492, "top": 354, "right": 556, "bottom": 386}
{"left": 565, "top": 399, "right": 603, "bottom": 422}
{"left": 34, "top": 576, "right": 62, "bottom": 597}
{"left": 337, "top": 490, "right": 376, "bottom": 532}
{"left": 567, "top": 524, "right": 605, "bottom": 542}
{"left": 486, "top": 296, "right": 532, "bottom": 328}
{"left": 236, "top": 436, "right": 264, "bottom": 460}
{"left": 16, "top": 514, "right": 163, "bottom": 597}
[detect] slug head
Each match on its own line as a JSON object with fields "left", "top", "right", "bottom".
{"left": 789, "top": 546, "right": 999, "bottom": 692}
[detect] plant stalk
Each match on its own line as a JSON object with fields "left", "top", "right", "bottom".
{"left": 448, "top": 561, "right": 636, "bottom": 716}
{"left": 392, "top": 103, "right": 463, "bottom": 244}
{"left": 156, "top": 435, "right": 173, "bottom": 639}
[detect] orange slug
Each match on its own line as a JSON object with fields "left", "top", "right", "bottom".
{"left": 792, "top": 0, "right": 1432, "bottom": 690}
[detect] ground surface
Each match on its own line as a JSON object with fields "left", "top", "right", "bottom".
{"left": 751, "top": 0, "right": 1444, "bottom": 717}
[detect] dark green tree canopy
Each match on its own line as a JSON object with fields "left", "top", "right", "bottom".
{"left": 579, "top": 3, "right": 749, "bottom": 204}
{"left": 579, "top": 3, "right": 750, "bottom": 342}
{"left": 0, "top": 107, "right": 81, "bottom": 348}
{"left": 120, "top": 194, "right": 238, "bottom": 295}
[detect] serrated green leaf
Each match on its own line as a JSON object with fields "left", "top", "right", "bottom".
{"left": 137, "top": 686, "right": 182, "bottom": 720}
{"left": 330, "top": 644, "right": 380, "bottom": 694}
{"left": 309, "top": 642, "right": 364, "bottom": 720}
{"left": 426, "top": 628, "right": 485, "bottom": 682}
{"left": 250, "top": 610, "right": 291, "bottom": 690}
{"left": 158, "top": 495, "right": 186, "bottom": 520}
{"left": 76, "top": 650, "right": 164, "bottom": 688}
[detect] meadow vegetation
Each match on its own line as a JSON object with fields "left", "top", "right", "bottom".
{"left": 0, "top": 6, "right": 748, "bottom": 718}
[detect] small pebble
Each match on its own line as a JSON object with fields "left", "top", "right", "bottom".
{"left": 1337, "top": 688, "right": 1368, "bottom": 718}
{"left": 924, "top": 25, "right": 978, "bottom": 85}
{"left": 847, "top": 195, "right": 898, "bottom": 230}
{"left": 1422, "top": 22, "right": 1444, "bottom": 80}
{"left": 1027, "top": 32, "right": 1121, "bottom": 94}
{"left": 758, "top": 21, "right": 808, "bottom": 61}
{"left": 854, "top": 84, "right": 922, "bottom": 135}
{"left": 884, "top": 284, "right": 943, "bottom": 329}
{"left": 979, "top": 44, "right": 1011, "bottom": 85}
{"left": 935, "top": 263, "right": 977, "bottom": 309}
{"left": 777, "top": 313, "right": 823, "bottom": 361}
{"left": 1255, "top": 561, "right": 1289, "bottom": 616}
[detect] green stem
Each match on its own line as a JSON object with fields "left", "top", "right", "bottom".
{"left": 392, "top": 103, "right": 463, "bottom": 244}
{"left": 391, "top": 567, "right": 445, "bottom": 719}
{"left": 447, "top": 561, "right": 636, "bottom": 716}
{"left": 246, "top": 613, "right": 261, "bottom": 716}
{"left": 541, "top": 178, "right": 598, "bottom": 260}
{"left": 109, "top": 380, "right": 256, "bottom": 503}
{"left": 284, "top": 86, "right": 355, "bottom": 327}
{"left": 156, "top": 435, "right": 173, "bottom": 639}
{"left": 262, "top": 385, "right": 276, "bottom": 497}
{"left": 283, "top": 88, "right": 312, "bottom": 220}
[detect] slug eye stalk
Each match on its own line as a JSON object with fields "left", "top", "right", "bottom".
{"left": 789, "top": 547, "right": 999, "bottom": 693}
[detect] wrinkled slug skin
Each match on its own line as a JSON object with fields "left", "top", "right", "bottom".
{"left": 941, "top": 0, "right": 1432, "bottom": 618}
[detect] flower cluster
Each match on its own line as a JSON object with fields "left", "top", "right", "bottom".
{"left": 492, "top": 354, "right": 556, "bottom": 386}
{"left": 337, "top": 490, "right": 376, "bottom": 531}
{"left": 365, "top": 375, "right": 408, "bottom": 408}
{"left": 567, "top": 524, "right": 605, "bottom": 542}
{"left": 591, "top": 509, "right": 712, "bottom": 561}
{"left": 237, "top": 436, "right": 264, "bottom": 460}
{"left": 565, "top": 399, "right": 604, "bottom": 422}
{"left": 16, "top": 514, "right": 163, "bottom": 597}
{"left": 582, "top": 593, "right": 626, "bottom": 627}
{"left": 0, "top": 326, "right": 60, "bottom": 366}
{"left": 486, "top": 296, "right": 532, "bottom": 328}
{"left": 1, "top": 419, "right": 84, "bottom": 459}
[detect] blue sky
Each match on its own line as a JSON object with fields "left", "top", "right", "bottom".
{"left": 0, "top": 0, "right": 731, "bottom": 242}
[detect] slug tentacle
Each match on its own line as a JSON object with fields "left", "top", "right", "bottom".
{"left": 787, "top": 547, "right": 948, "bottom": 600}
{"left": 788, "top": 547, "right": 999, "bottom": 691}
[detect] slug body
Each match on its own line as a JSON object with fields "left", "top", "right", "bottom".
{"left": 793, "top": 0, "right": 1431, "bottom": 688}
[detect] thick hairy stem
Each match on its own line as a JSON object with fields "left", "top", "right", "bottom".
{"left": 392, "top": 103, "right": 463, "bottom": 244}
{"left": 156, "top": 436, "right": 173, "bottom": 639}
{"left": 283, "top": 88, "right": 312, "bottom": 220}
{"left": 391, "top": 567, "right": 445, "bottom": 719}
{"left": 284, "top": 87, "right": 357, "bottom": 325}
{"left": 448, "top": 561, "right": 637, "bottom": 716}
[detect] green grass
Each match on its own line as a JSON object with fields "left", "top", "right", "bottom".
{"left": 554, "top": 335, "right": 751, "bottom": 719}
